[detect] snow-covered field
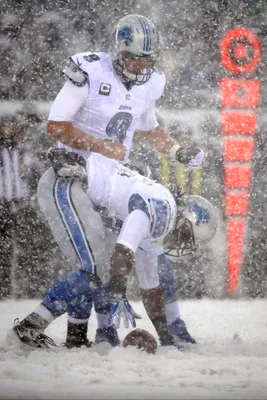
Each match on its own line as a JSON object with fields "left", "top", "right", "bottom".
{"left": 1, "top": 298, "right": 267, "bottom": 400}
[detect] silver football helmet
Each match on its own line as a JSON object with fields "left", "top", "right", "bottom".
{"left": 113, "top": 14, "right": 161, "bottom": 85}
{"left": 163, "top": 195, "right": 218, "bottom": 262}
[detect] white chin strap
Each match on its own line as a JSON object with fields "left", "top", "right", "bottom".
{"left": 122, "top": 66, "right": 148, "bottom": 83}
{"left": 122, "top": 68, "right": 137, "bottom": 81}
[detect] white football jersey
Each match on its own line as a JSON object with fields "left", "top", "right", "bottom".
{"left": 48, "top": 51, "right": 166, "bottom": 164}
{"left": 86, "top": 153, "right": 177, "bottom": 242}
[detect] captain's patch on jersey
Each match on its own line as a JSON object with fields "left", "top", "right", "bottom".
{"left": 99, "top": 83, "right": 111, "bottom": 96}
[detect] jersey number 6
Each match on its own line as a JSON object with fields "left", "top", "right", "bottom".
{"left": 106, "top": 112, "right": 133, "bottom": 144}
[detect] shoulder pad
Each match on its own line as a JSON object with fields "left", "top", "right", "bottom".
{"left": 71, "top": 52, "right": 103, "bottom": 74}
{"left": 69, "top": 52, "right": 109, "bottom": 92}
{"left": 62, "top": 58, "right": 88, "bottom": 87}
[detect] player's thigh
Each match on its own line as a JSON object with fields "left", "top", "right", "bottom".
{"left": 37, "top": 168, "right": 109, "bottom": 272}
{"left": 135, "top": 241, "right": 164, "bottom": 290}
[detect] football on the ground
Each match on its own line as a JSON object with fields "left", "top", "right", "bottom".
{"left": 123, "top": 328, "right": 157, "bottom": 354}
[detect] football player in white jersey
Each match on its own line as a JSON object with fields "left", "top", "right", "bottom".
{"left": 47, "top": 14, "right": 204, "bottom": 168}
{"left": 8, "top": 15, "right": 205, "bottom": 348}
{"left": 8, "top": 150, "right": 217, "bottom": 350}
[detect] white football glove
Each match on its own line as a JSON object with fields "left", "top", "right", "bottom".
{"left": 57, "top": 164, "right": 87, "bottom": 180}
{"left": 47, "top": 148, "right": 87, "bottom": 180}
{"left": 186, "top": 150, "right": 204, "bottom": 170}
{"left": 108, "top": 297, "right": 137, "bottom": 329}
{"left": 176, "top": 144, "right": 204, "bottom": 170}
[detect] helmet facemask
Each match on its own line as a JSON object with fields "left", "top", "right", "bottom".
{"left": 163, "top": 195, "right": 218, "bottom": 262}
{"left": 164, "top": 219, "right": 197, "bottom": 260}
{"left": 114, "top": 51, "right": 156, "bottom": 85}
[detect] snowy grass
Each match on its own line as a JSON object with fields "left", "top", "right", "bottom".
{"left": 1, "top": 298, "right": 267, "bottom": 399}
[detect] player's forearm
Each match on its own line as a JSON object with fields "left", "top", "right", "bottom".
{"left": 108, "top": 244, "right": 135, "bottom": 298}
{"left": 141, "top": 286, "right": 173, "bottom": 345}
{"left": 47, "top": 121, "right": 126, "bottom": 161}
{"left": 137, "top": 125, "right": 177, "bottom": 154}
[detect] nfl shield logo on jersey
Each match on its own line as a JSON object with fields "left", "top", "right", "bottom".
{"left": 125, "top": 94, "right": 131, "bottom": 101}
{"left": 99, "top": 83, "right": 111, "bottom": 96}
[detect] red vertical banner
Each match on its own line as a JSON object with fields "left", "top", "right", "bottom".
{"left": 227, "top": 219, "right": 246, "bottom": 293}
{"left": 219, "top": 27, "right": 260, "bottom": 295}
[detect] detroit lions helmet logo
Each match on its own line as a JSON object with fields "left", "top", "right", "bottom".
{"left": 118, "top": 26, "right": 133, "bottom": 47}
{"left": 188, "top": 199, "right": 211, "bottom": 226}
